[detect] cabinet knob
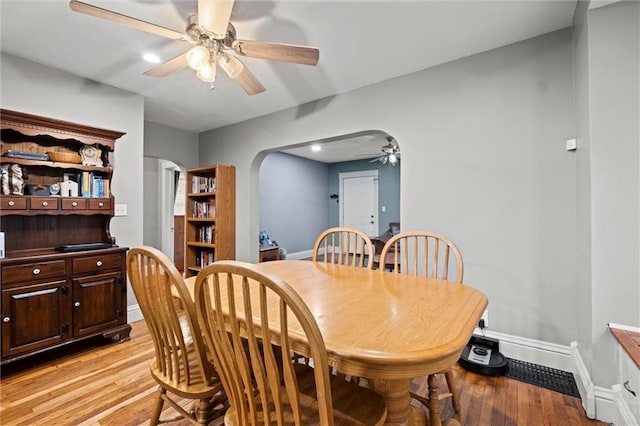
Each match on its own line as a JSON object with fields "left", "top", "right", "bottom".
{"left": 96, "top": 260, "right": 103, "bottom": 267}
{"left": 3, "top": 317, "right": 10, "bottom": 323}
{"left": 72, "top": 202, "right": 78, "bottom": 207}
{"left": 74, "top": 302, "right": 81, "bottom": 307}
{"left": 8, "top": 201, "right": 15, "bottom": 206}
{"left": 42, "top": 201, "right": 48, "bottom": 207}
{"left": 98, "top": 202, "right": 104, "bottom": 207}
{"left": 32, "top": 268, "right": 41, "bottom": 275}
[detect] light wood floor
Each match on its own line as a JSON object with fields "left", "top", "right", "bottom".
{"left": 1, "top": 321, "right": 606, "bottom": 426}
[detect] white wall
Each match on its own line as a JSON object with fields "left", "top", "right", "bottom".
{"left": 1, "top": 53, "right": 145, "bottom": 306}
{"left": 144, "top": 121, "right": 199, "bottom": 170}
{"left": 142, "top": 121, "right": 199, "bottom": 250}
{"left": 586, "top": 1, "right": 640, "bottom": 387}
{"left": 573, "top": 0, "right": 595, "bottom": 375}
{"left": 199, "top": 30, "right": 577, "bottom": 346}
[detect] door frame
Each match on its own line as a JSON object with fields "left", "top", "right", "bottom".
{"left": 338, "top": 170, "right": 379, "bottom": 234}
{"left": 159, "top": 160, "right": 185, "bottom": 261}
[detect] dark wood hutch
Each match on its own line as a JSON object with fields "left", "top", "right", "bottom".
{"left": 0, "top": 109, "right": 131, "bottom": 365}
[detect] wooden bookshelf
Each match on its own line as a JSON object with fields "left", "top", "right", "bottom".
{"left": 184, "top": 165, "right": 235, "bottom": 277}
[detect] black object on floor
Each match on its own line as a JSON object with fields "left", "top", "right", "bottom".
{"left": 459, "top": 335, "right": 508, "bottom": 376}
{"left": 505, "top": 358, "right": 580, "bottom": 398}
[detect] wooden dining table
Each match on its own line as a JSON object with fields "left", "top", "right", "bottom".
{"left": 186, "top": 259, "right": 487, "bottom": 426}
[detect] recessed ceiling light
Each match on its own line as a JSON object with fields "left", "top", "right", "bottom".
{"left": 143, "top": 53, "right": 161, "bottom": 64}
{"left": 311, "top": 144, "right": 322, "bottom": 152}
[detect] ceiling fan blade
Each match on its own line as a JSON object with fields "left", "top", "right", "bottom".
{"left": 233, "top": 66, "right": 266, "bottom": 96}
{"left": 69, "top": 0, "right": 185, "bottom": 40}
{"left": 143, "top": 52, "right": 189, "bottom": 78}
{"left": 198, "top": 0, "right": 235, "bottom": 37}
{"left": 233, "top": 40, "right": 319, "bottom": 66}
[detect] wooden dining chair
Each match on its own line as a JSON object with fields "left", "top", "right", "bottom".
{"left": 379, "top": 231, "right": 464, "bottom": 425}
{"left": 126, "top": 246, "right": 227, "bottom": 425}
{"left": 194, "top": 260, "right": 387, "bottom": 425}
{"left": 312, "top": 227, "right": 375, "bottom": 269}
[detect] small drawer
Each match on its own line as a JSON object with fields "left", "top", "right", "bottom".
{"left": 29, "top": 197, "right": 59, "bottom": 210}
{"left": 1, "top": 196, "right": 27, "bottom": 210}
{"left": 1, "top": 260, "right": 66, "bottom": 284}
{"left": 89, "top": 198, "right": 111, "bottom": 211}
{"left": 61, "top": 198, "right": 88, "bottom": 210}
{"left": 72, "top": 253, "right": 121, "bottom": 275}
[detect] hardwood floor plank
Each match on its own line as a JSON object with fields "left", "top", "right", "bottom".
{"left": 1, "top": 321, "right": 608, "bottom": 426}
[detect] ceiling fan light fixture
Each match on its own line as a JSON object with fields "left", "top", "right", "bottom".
{"left": 196, "top": 62, "right": 217, "bottom": 82}
{"left": 186, "top": 45, "right": 210, "bottom": 71}
{"left": 219, "top": 54, "right": 244, "bottom": 78}
{"left": 388, "top": 153, "right": 398, "bottom": 165}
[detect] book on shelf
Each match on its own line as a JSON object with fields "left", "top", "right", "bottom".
{"left": 197, "top": 225, "right": 214, "bottom": 243}
{"left": 195, "top": 250, "right": 215, "bottom": 267}
{"left": 191, "top": 175, "right": 216, "bottom": 193}
{"left": 75, "top": 172, "right": 110, "bottom": 198}
{"left": 191, "top": 200, "right": 216, "bottom": 218}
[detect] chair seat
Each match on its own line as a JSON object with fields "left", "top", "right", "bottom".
{"left": 150, "top": 353, "right": 220, "bottom": 399}
{"left": 224, "top": 363, "right": 387, "bottom": 426}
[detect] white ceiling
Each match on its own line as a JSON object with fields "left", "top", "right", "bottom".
{"left": 1, "top": 0, "right": 577, "bottom": 162}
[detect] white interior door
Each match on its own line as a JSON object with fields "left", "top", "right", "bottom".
{"left": 339, "top": 170, "right": 378, "bottom": 237}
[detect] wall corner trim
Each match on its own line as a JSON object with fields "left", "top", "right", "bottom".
{"left": 570, "top": 341, "right": 597, "bottom": 419}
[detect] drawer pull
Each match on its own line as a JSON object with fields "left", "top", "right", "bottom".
{"left": 33, "top": 268, "right": 41, "bottom": 275}
{"left": 74, "top": 302, "right": 81, "bottom": 307}
{"left": 624, "top": 380, "right": 637, "bottom": 397}
{"left": 98, "top": 202, "right": 104, "bottom": 207}
{"left": 72, "top": 202, "right": 78, "bottom": 207}
{"left": 96, "top": 260, "right": 103, "bottom": 267}
{"left": 8, "top": 201, "right": 15, "bottom": 206}
{"left": 3, "top": 317, "right": 10, "bottom": 323}
{"left": 42, "top": 201, "right": 48, "bottom": 207}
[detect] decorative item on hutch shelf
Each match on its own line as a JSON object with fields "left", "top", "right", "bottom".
{"left": 0, "top": 164, "right": 26, "bottom": 195}
{"left": 79, "top": 144, "right": 103, "bottom": 166}
{"left": 46, "top": 151, "right": 82, "bottom": 164}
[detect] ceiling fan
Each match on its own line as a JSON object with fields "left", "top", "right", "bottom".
{"left": 369, "top": 136, "right": 401, "bottom": 166}
{"left": 69, "top": 0, "right": 320, "bottom": 95}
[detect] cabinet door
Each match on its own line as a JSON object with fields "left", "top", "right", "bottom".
{"left": 1, "top": 280, "right": 71, "bottom": 358}
{"left": 72, "top": 272, "right": 124, "bottom": 337}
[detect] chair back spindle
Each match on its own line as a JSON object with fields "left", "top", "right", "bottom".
{"left": 380, "top": 231, "right": 463, "bottom": 282}
{"left": 312, "top": 227, "right": 375, "bottom": 269}
{"left": 195, "top": 261, "right": 335, "bottom": 425}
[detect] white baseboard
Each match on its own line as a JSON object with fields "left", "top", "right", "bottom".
{"left": 127, "top": 303, "right": 143, "bottom": 323}
{"left": 284, "top": 249, "right": 314, "bottom": 260}
{"left": 594, "top": 385, "right": 619, "bottom": 424}
{"left": 612, "top": 384, "right": 640, "bottom": 426}
{"left": 473, "top": 328, "right": 572, "bottom": 371}
{"left": 571, "top": 341, "right": 597, "bottom": 419}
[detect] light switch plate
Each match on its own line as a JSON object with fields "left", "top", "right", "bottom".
{"left": 114, "top": 204, "right": 127, "bottom": 216}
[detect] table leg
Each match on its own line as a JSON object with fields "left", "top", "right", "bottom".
{"left": 371, "top": 378, "right": 427, "bottom": 426}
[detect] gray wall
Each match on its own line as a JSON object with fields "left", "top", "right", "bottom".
{"left": 259, "top": 152, "right": 329, "bottom": 253}
{"left": 328, "top": 159, "right": 401, "bottom": 235}
{"left": 574, "top": 1, "right": 640, "bottom": 387}
{"left": 142, "top": 121, "right": 199, "bottom": 249}
{"left": 199, "top": 30, "right": 577, "bottom": 348}
{"left": 572, "top": 0, "right": 594, "bottom": 376}
{"left": 1, "top": 53, "right": 145, "bottom": 307}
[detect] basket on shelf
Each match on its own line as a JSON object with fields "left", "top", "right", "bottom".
{"left": 46, "top": 151, "right": 82, "bottom": 164}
